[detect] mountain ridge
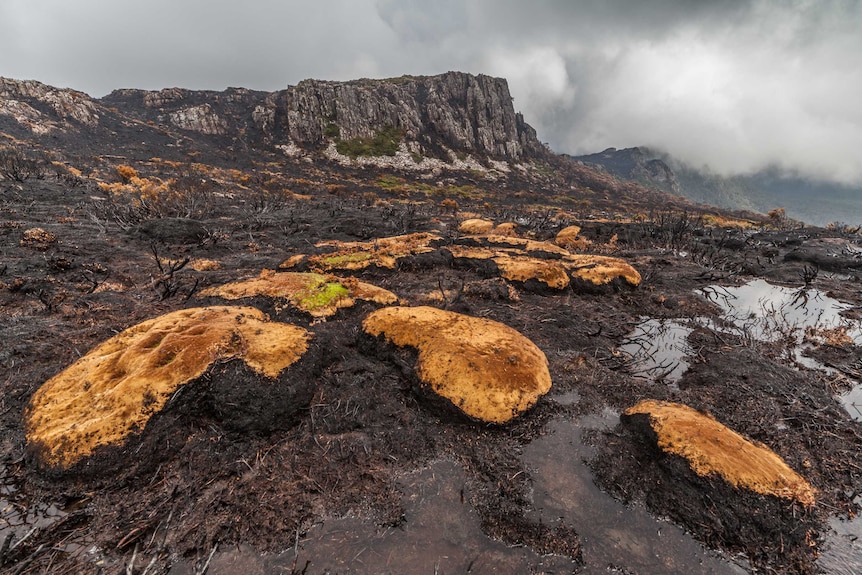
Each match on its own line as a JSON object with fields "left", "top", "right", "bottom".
{"left": 1, "top": 72, "right": 703, "bottom": 219}
{"left": 571, "top": 146, "right": 862, "bottom": 227}
{"left": 2, "top": 72, "right": 542, "bottom": 163}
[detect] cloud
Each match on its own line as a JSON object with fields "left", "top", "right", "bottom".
{"left": 1, "top": 0, "right": 861, "bottom": 184}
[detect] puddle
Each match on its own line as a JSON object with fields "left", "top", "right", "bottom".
{"left": 700, "top": 279, "right": 862, "bottom": 421}
{"left": 168, "top": 460, "right": 578, "bottom": 575}
{"left": 165, "top": 414, "right": 754, "bottom": 575}
{"left": 699, "top": 279, "right": 862, "bottom": 344}
{"left": 1, "top": 463, "right": 67, "bottom": 552}
{"left": 817, "top": 515, "right": 862, "bottom": 575}
{"left": 522, "top": 414, "right": 751, "bottom": 574}
{"left": 551, "top": 390, "right": 581, "bottom": 405}
{"left": 618, "top": 318, "right": 693, "bottom": 384}
{"left": 839, "top": 386, "right": 862, "bottom": 421}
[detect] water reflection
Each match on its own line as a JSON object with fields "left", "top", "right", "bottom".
{"left": 817, "top": 515, "right": 862, "bottom": 575}
{"left": 168, "top": 461, "right": 578, "bottom": 575}
{"left": 619, "top": 319, "right": 693, "bottom": 384}
{"left": 699, "top": 279, "right": 861, "bottom": 344}
{"left": 700, "top": 279, "right": 862, "bottom": 421}
{"left": 1, "top": 463, "right": 67, "bottom": 551}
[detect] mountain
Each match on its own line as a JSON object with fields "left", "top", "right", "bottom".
{"left": 0, "top": 73, "right": 696, "bottom": 216}
{"left": 572, "top": 147, "right": 862, "bottom": 227}
{"left": 1, "top": 73, "right": 538, "bottom": 163}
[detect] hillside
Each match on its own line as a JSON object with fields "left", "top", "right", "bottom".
{"left": 1, "top": 73, "right": 862, "bottom": 575}
{"left": 573, "top": 146, "right": 862, "bottom": 227}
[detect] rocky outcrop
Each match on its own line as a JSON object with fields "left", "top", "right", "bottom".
{"left": 270, "top": 73, "right": 540, "bottom": 160}
{"left": 101, "top": 72, "right": 543, "bottom": 161}
{"left": 1, "top": 72, "right": 544, "bottom": 163}
{"left": 0, "top": 77, "right": 100, "bottom": 131}
{"left": 166, "top": 103, "right": 228, "bottom": 135}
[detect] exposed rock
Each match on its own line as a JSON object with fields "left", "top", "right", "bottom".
{"left": 363, "top": 306, "right": 552, "bottom": 423}
{"left": 199, "top": 270, "right": 398, "bottom": 318}
{"left": 277, "top": 73, "right": 539, "bottom": 160}
{"left": 144, "top": 87, "right": 188, "bottom": 108}
{"left": 24, "top": 306, "right": 311, "bottom": 469}
{"left": 167, "top": 103, "right": 228, "bottom": 135}
{"left": 134, "top": 218, "right": 208, "bottom": 244}
{"left": 623, "top": 400, "right": 817, "bottom": 506}
{"left": 783, "top": 237, "right": 862, "bottom": 272}
{"left": 0, "top": 77, "right": 99, "bottom": 127}
{"left": 0, "top": 98, "right": 56, "bottom": 134}
{"left": 252, "top": 103, "right": 276, "bottom": 133}
{"left": 96, "top": 72, "right": 543, "bottom": 163}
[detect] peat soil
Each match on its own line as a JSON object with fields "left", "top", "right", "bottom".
{"left": 1, "top": 178, "right": 862, "bottom": 574}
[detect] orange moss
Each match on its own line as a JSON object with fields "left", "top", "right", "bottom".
{"left": 446, "top": 245, "right": 500, "bottom": 260}
{"left": 198, "top": 270, "right": 397, "bottom": 317}
{"left": 447, "top": 242, "right": 637, "bottom": 288}
{"left": 278, "top": 254, "right": 307, "bottom": 269}
{"left": 458, "top": 219, "right": 495, "bottom": 235}
{"left": 311, "top": 233, "right": 440, "bottom": 272}
{"left": 25, "top": 307, "right": 309, "bottom": 468}
{"left": 491, "top": 222, "right": 518, "bottom": 236}
{"left": 362, "top": 306, "right": 552, "bottom": 423}
{"left": 481, "top": 235, "right": 571, "bottom": 257}
{"left": 115, "top": 164, "right": 139, "bottom": 182}
{"left": 563, "top": 254, "right": 642, "bottom": 286}
{"left": 20, "top": 228, "right": 57, "bottom": 249}
{"left": 190, "top": 259, "right": 221, "bottom": 271}
{"left": 493, "top": 256, "right": 570, "bottom": 289}
{"left": 625, "top": 400, "right": 817, "bottom": 506}
{"left": 554, "top": 225, "right": 583, "bottom": 248}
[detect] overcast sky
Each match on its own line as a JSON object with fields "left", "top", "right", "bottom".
{"left": 1, "top": 0, "right": 860, "bottom": 185}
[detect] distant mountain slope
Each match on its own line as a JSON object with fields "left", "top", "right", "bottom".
{"left": 572, "top": 147, "right": 862, "bottom": 227}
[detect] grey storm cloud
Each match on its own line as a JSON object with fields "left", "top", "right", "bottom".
{"left": 1, "top": 0, "right": 861, "bottom": 184}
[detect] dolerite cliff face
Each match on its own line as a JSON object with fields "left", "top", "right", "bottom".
{"left": 273, "top": 73, "right": 541, "bottom": 160}
{"left": 99, "top": 72, "right": 542, "bottom": 161}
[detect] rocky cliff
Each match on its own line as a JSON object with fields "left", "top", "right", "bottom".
{"left": 0, "top": 78, "right": 100, "bottom": 134}
{"left": 274, "top": 73, "right": 540, "bottom": 160}
{"left": 99, "top": 72, "right": 541, "bottom": 161}
{"left": 0, "top": 73, "right": 543, "bottom": 164}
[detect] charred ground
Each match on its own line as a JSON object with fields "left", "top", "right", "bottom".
{"left": 1, "top": 74, "right": 861, "bottom": 574}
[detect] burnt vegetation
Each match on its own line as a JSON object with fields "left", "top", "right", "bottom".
{"left": 1, "top": 76, "right": 861, "bottom": 575}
